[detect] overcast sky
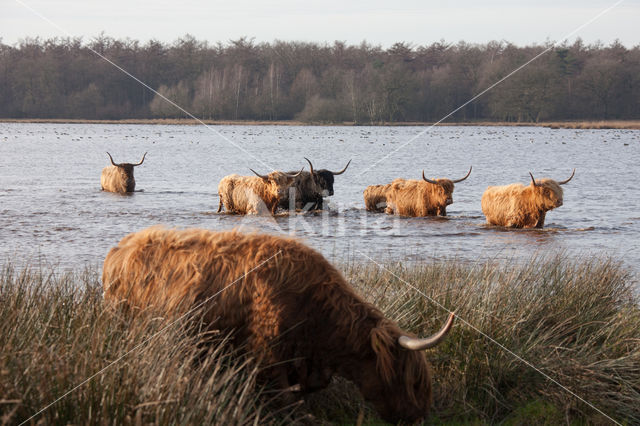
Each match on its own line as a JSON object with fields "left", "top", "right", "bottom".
{"left": 2, "top": 0, "right": 638, "bottom": 48}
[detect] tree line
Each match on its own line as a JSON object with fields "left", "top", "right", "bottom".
{"left": 0, "top": 35, "right": 638, "bottom": 123}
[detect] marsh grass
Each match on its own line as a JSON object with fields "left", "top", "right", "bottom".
{"left": 1, "top": 255, "right": 638, "bottom": 424}
{"left": 0, "top": 265, "right": 272, "bottom": 425}
{"left": 344, "top": 254, "right": 640, "bottom": 424}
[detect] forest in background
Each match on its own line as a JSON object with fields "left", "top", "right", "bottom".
{"left": 0, "top": 35, "right": 638, "bottom": 123}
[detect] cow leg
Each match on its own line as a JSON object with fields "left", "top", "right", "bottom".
{"left": 301, "top": 201, "right": 315, "bottom": 213}
{"left": 536, "top": 211, "right": 546, "bottom": 228}
{"left": 217, "top": 200, "right": 223, "bottom": 212}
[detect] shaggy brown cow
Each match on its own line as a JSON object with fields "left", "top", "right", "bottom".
{"left": 481, "top": 169, "right": 575, "bottom": 228}
{"left": 363, "top": 183, "right": 392, "bottom": 212}
{"left": 102, "top": 226, "right": 455, "bottom": 423}
{"left": 368, "top": 167, "right": 472, "bottom": 216}
{"left": 278, "top": 158, "right": 351, "bottom": 210}
{"left": 217, "top": 168, "right": 303, "bottom": 215}
{"left": 100, "top": 152, "right": 147, "bottom": 193}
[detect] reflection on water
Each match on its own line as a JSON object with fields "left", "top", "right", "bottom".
{"left": 0, "top": 123, "right": 639, "bottom": 275}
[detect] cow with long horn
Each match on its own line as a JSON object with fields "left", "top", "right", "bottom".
{"left": 481, "top": 169, "right": 575, "bottom": 228}
{"left": 100, "top": 152, "right": 147, "bottom": 193}
{"left": 364, "top": 166, "right": 472, "bottom": 216}
{"left": 217, "top": 168, "right": 303, "bottom": 215}
{"left": 102, "top": 226, "right": 455, "bottom": 423}
{"left": 278, "top": 158, "right": 351, "bottom": 210}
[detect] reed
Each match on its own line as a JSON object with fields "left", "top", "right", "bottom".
{"left": 2, "top": 118, "right": 640, "bottom": 129}
{"left": 340, "top": 254, "right": 640, "bottom": 424}
{"left": 0, "top": 265, "right": 272, "bottom": 425}
{"left": 1, "top": 255, "right": 638, "bottom": 424}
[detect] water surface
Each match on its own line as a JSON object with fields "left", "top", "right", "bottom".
{"left": 1, "top": 123, "right": 638, "bottom": 275}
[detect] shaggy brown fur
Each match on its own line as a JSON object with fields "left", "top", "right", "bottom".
{"left": 102, "top": 227, "right": 446, "bottom": 423}
{"left": 384, "top": 178, "right": 456, "bottom": 216}
{"left": 363, "top": 184, "right": 392, "bottom": 212}
{"left": 481, "top": 178, "right": 565, "bottom": 228}
{"left": 217, "top": 172, "right": 296, "bottom": 215}
{"left": 100, "top": 152, "right": 146, "bottom": 193}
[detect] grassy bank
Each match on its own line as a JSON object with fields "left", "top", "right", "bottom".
{"left": 2, "top": 118, "right": 640, "bottom": 129}
{"left": 1, "top": 256, "right": 638, "bottom": 424}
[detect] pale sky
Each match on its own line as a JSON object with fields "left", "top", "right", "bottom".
{"left": 1, "top": 0, "right": 638, "bottom": 47}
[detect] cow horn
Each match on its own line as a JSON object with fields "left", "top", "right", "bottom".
{"left": 398, "top": 312, "right": 455, "bottom": 351}
{"left": 133, "top": 152, "right": 147, "bottom": 166}
{"left": 558, "top": 168, "right": 575, "bottom": 185}
{"left": 422, "top": 170, "right": 439, "bottom": 185}
{"left": 529, "top": 172, "right": 542, "bottom": 187}
{"left": 304, "top": 157, "right": 316, "bottom": 180}
{"left": 330, "top": 159, "right": 351, "bottom": 176}
{"left": 285, "top": 168, "right": 304, "bottom": 178}
{"left": 106, "top": 152, "right": 120, "bottom": 167}
{"left": 452, "top": 166, "right": 472, "bottom": 183}
{"left": 250, "top": 168, "right": 269, "bottom": 180}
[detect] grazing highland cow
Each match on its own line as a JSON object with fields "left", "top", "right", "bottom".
{"left": 363, "top": 183, "right": 392, "bottom": 212}
{"left": 100, "top": 152, "right": 147, "bottom": 193}
{"left": 481, "top": 169, "right": 575, "bottom": 228}
{"left": 217, "top": 168, "right": 303, "bottom": 215}
{"left": 278, "top": 158, "right": 351, "bottom": 210}
{"left": 370, "top": 167, "right": 472, "bottom": 216}
{"left": 102, "top": 226, "right": 455, "bottom": 423}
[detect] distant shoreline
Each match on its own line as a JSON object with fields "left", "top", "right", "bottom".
{"left": 1, "top": 118, "right": 640, "bottom": 129}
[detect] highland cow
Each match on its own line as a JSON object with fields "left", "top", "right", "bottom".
{"left": 100, "top": 152, "right": 147, "bottom": 193}
{"left": 102, "top": 226, "right": 455, "bottom": 423}
{"left": 363, "top": 183, "right": 392, "bottom": 212}
{"left": 278, "top": 158, "right": 351, "bottom": 210}
{"left": 481, "top": 169, "right": 575, "bottom": 228}
{"left": 217, "top": 168, "right": 303, "bottom": 215}
{"left": 369, "top": 167, "right": 472, "bottom": 216}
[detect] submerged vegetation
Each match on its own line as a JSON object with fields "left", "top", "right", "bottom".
{"left": 1, "top": 255, "right": 638, "bottom": 424}
{"left": 1, "top": 36, "right": 639, "bottom": 123}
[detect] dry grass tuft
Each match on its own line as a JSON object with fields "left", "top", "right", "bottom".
{"left": 345, "top": 254, "right": 640, "bottom": 424}
{"left": 1, "top": 255, "right": 638, "bottom": 424}
{"left": 0, "top": 265, "right": 274, "bottom": 425}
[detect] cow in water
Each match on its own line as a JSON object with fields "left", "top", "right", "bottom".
{"left": 279, "top": 158, "right": 351, "bottom": 210}
{"left": 100, "top": 152, "right": 147, "bottom": 193}
{"left": 103, "top": 226, "right": 455, "bottom": 424}
{"left": 217, "top": 168, "right": 303, "bottom": 215}
{"left": 363, "top": 183, "right": 392, "bottom": 212}
{"left": 365, "top": 167, "right": 472, "bottom": 216}
{"left": 481, "top": 169, "right": 575, "bottom": 228}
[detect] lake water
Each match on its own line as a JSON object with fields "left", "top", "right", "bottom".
{"left": 1, "top": 123, "right": 639, "bottom": 276}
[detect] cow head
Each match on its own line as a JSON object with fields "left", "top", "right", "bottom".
{"left": 422, "top": 166, "right": 472, "bottom": 206}
{"left": 106, "top": 152, "right": 146, "bottom": 192}
{"left": 529, "top": 169, "right": 575, "bottom": 210}
{"left": 304, "top": 157, "right": 351, "bottom": 197}
{"left": 250, "top": 168, "right": 304, "bottom": 199}
{"left": 355, "top": 312, "right": 455, "bottom": 423}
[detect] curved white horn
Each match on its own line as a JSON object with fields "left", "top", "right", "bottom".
{"left": 133, "top": 152, "right": 147, "bottom": 166}
{"left": 398, "top": 312, "right": 455, "bottom": 351}
{"left": 529, "top": 172, "right": 542, "bottom": 187}
{"left": 452, "top": 166, "right": 472, "bottom": 183}
{"left": 330, "top": 159, "right": 351, "bottom": 175}
{"left": 557, "top": 168, "right": 575, "bottom": 185}
{"left": 422, "top": 170, "right": 439, "bottom": 185}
